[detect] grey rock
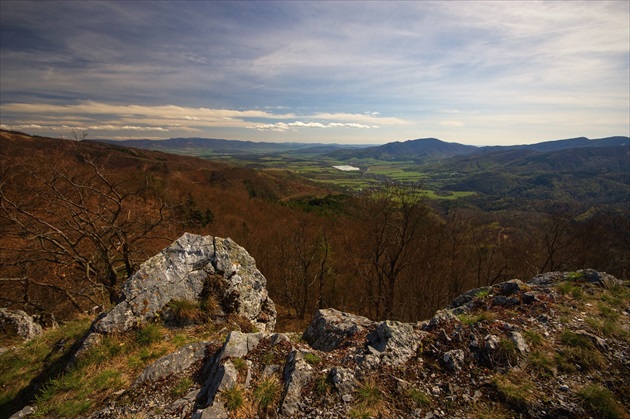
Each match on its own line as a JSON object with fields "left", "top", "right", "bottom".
{"left": 574, "top": 329, "right": 608, "bottom": 351}
{"left": 0, "top": 308, "right": 43, "bottom": 341}
{"left": 528, "top": 270, "right": 621, "bottom": 288}
{"left": 198, "top": 331, "right": 265, "bottom": 406}
{"left": 509, "top": 331, "right": 529, "bottom": 354}
{"left": 577, "top": 269, "right": 622, "bottom": 288}
{"left": 330, "top": 367, "right": 357, "bottom": 399}
{"left": 493, "top": 296, "right": 520, "bottom": 306}
{"left": 192, "top": 403, "right": 228, "bottom": 419}
{"left": 443, "top": 349, "right": 465, "bottom": 371}
{"left": 426, "top": 309, "right": 460, "bottom": 330}
{"left": 303, "top": 308, "right": 373, "bottom": 352}
{"left": 484, "top": 334, "right": 500, "bottom": 352}
{"left": 367, "top": 320, "right": 425, "bottom": 366}
{"left": 9, "top": 405, "right": 36, "bottom": 418}
{"left": 94, "top": 233, "right": 276, "bottom": 334}
{"left": 522, "top": 292, "right": 538, "bottom": 304}
{"left": 495, "top": 279, "right": 524, "bottom": 296}
{"left": 281, "top": 350, "right": 314, "bottom": 415}
{"left": 134, "top": 341, "right": 208, "bottom": 386}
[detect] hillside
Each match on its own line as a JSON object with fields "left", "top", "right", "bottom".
{"left": 326, "top": 138, "right": 477, "bottom": 162}
{"left": 430, "top": 145, "right": 630, "bottom": 207}
{"left": 2, "top": 234, "right": 628, "bottom": 418}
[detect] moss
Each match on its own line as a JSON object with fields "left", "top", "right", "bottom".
{"left": 303, "top": 352, "right": 321, "bottom": 365}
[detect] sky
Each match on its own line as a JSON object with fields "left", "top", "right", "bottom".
{"left": 1, "top": 1, "right": 628, "bottom": 146}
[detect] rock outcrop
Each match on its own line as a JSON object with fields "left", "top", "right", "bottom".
{"left": 94, "top": 233, "right": 276, "bottom": 334}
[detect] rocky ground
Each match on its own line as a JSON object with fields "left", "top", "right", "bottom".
{"left": 85, "top": 270, "right": 629, "bottom": 419}
{"left": 4, "top": 234, "right": 629, "bottom": 418}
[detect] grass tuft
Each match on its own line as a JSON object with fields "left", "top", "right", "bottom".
{"left": 407, "top": 387, "right": 432, "bottom": 408}
{"left": 578, "top": 384, "right": 626, "bottom": 419}
{"left": 222, "top": 384, "right": 245, "bottom": 412}
{"left": 135, "top": 323, "right": 163, "bottom": 347}
{"left": 253, "top": 376, "right": 281, "bottom": 413}
{"left": 493, "top": 370, "right": 535, "bottom": 409}
{"left": 356, "top": 380, "right": 383, "bottom": 407}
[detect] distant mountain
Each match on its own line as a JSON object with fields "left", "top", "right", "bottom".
{"left": 94, "top": 137, "right": 363, "bottom": 157}
{"left": 479, "top": 136, "right": 629, "bottom": 153}
{"left": 327, "top": 138, "right": 478, "bottom": 162}
{"left": 94, "top": 135, "right": 629, "bottom": 161}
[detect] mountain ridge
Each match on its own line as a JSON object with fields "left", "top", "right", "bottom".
{"left": 90, "top": 133, "right": 630, "bottom": 162}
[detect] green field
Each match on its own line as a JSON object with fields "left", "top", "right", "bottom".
{"left": 221, "top": 154, "right": 475, "bottom": 199}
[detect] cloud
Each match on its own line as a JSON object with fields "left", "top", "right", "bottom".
{"left": 1, "top": 101, "right": 405, "bottom": 136}
{"left": 247, "top": 121, "right": 377, "bottom": 132}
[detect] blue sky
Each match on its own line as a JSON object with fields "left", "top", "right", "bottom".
{"left": 1, "top": 1, "right": 628, "bottom": 145}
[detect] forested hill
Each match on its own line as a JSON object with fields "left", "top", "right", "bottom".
{"left": 325, "top": 137, "right": 477, "bottom": 161}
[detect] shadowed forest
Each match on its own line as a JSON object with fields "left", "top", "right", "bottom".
{"left": 1, "top": 130, "right": 628, "bottom": 329}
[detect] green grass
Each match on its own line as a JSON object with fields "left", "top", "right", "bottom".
{"left": 0, "top": 316, "right": 92, "bottom": 410}
{"left": 356, "top": 380, "right": 383, "bottom": 407}
{"left": 135, "top": 323, "right": 163, "bottom": 346}
{"left": 556, "top": 331, "right": 605, "bottom": 372}
{"left": 526, "top": 350, "right": 556, "bottom": 377}
{"left": 457, "top": 311, "right": 495, "bottom": 325}
{"left": 493, "top": 370, "right": 535, "bottom": 409}
{"left": 556, "top": 282, "right": 586, "bottom": 300}
{"left": 222, "top": 385, "right": 245, "bottom": 412}
{"left": 578, "top": 384, "right": 626, "bottom": 419}
{"left": 407, "top": 387, "right": 432, "bottom": 408}
{"left": 475, "top": 289, "right": 491, "bottom": 298}
{"left": 315, "top": 373, "right": 330, "bottom": 395}
{"left": 522, "top": 330, "right": 543, "bottom": 347}
{"left": 303, "top": 352, "right": 321, "bottom": 365}
{"left": 253, "top": 376, "right": 281, "bottom": 412}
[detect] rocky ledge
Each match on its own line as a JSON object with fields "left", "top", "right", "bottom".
{"left": 88, "top": 269, "right": 628, "bottom": 419}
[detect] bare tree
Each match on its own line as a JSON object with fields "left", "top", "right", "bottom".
{"left": 356, "top": 183, "right": 430, "bottom": 319}
{"left": 0, "top": 148, "right": 171, "bottom": 312}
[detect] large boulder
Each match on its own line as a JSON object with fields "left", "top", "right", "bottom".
{"left": 93, "top": 233, "right": 276, "bottom": 334}
{"left": 0, "top": 308, "right": 43, "bottom": 341}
